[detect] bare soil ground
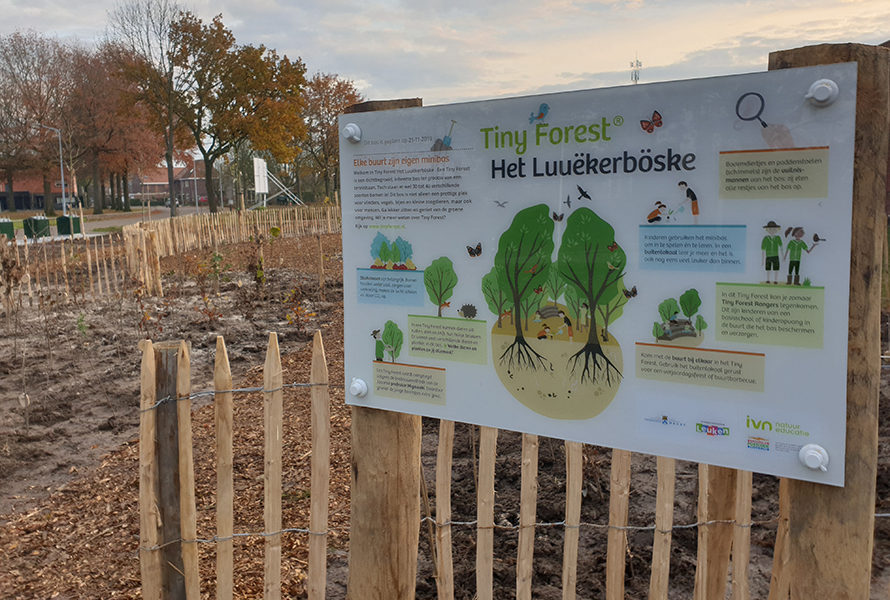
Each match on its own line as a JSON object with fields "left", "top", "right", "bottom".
{"left": 0, "top": 233, "right": 888, "bottom": 598}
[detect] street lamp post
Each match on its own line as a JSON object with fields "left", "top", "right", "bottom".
{"left": 38, "top": 124, "right": 67, "bottom": 215}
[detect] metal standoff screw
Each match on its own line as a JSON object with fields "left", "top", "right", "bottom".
{"left": 342, "top": 123, "right": 362, "bottom": 143}
{"left": 805, "top": 79, "right": 839, "bottom": 106}
{"left": 798, "top": 443, "right": 830, "bottom": 472}
{"left": 349, "top": 377, "right": 369, "bottom": 398}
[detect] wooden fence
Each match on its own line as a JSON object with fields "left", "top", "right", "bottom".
{"left": 138, "top": 331, "right": 331, "bottom": 599}
{"left": 0, "top": 205, "right": 341, "bottom": 314}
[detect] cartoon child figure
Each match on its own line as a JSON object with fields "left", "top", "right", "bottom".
{"left": 558, "top": 310, "right": 573, "bottom": 341}
{"left": 647, "top": 201, "right": 667, "bottom": 223}
{"left": 761, "top": 221, "right": 783, "bottom": 284}
{"left": 783, "top": 226, "right": 819, "bottom": 285}
{"left": 678, "top": 181, "right": 698, "bottom": 224}
{"left": 536, "top": 325, "right": 551, "bottom": 340}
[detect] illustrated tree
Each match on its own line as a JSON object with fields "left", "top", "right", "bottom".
{"left": 493, "top": 204, "right": 554, "bottom": 370}
{"left": 679, "top": 288, "right": 702, "bottom": 321}
{"left": 564, "top": 285, "right": 588, "bottom": 335}
{"left": 695, "top": 314, "right": 708, "bottom": 336}
{"left": 557, "top": 207, "right": 625, "bottom": 384}
{"left": 424, "top": 256, "right": 458, "bottom": 317}
{"left": 597, "top": 282, "right": 631, "bottom": 342}
{"left": 658, "top": 298, "right": 681, "bottom": 323}
{"left": 381, "top": 320, "right": 403, "bottom": 363}
{"left": 546, "top": 265, "right": 565, "bottom": 307}
{"left": 482, "top": 268, "right": 513, "bottom": 329}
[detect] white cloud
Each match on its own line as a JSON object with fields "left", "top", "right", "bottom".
{"left": 0, "top": 0, "right": 886, "bottom": 104}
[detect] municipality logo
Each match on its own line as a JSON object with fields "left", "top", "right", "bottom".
{"left": 747, "top": 436, "right": 770, "bottom": 451}
{"left": 695, "top": 421, "right": 729, "bottom": 437}
{"left": 644, "top": 414, "right": 686, "bottom": 428}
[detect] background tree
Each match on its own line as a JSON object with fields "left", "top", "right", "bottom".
{"left": 557, "top": 207, "right": 625, "bottom": 383}
{"left": 303, "top": 72, "right": 364, "bottom": 201}
{"left": 108, "top": 0, "right": 184, "bottom": 217}
{"left": 0, "top": 31, "right": 68, "bottom": 214}
{"left": 168, "top": 12, "right": 306, "bottom": 212}
{"left": 545, "top": 265, "right": 565, "bottom": 307}
{"left": 424, "top": 256, "right": 457, "bottom": 317}
{"left": 493, "top": 204, "right": 554, "bottom": 370}
{"left": 381, "top": 320, "right": 403, "bottom": 363}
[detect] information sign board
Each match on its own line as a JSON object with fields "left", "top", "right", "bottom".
{"left": 339, "top": 63, "right": 856, "bottom": 485}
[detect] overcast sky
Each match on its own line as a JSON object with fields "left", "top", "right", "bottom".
{"left": 0, "top": 0, "right": 887, "bottom": 105}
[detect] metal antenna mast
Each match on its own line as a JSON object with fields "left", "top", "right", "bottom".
{"left": 630, "top": 54, "right": 642, "bottom": 84}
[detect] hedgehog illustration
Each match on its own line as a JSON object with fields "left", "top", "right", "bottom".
{"left": 456, "top": 303, "right": 477, "bottom": 319}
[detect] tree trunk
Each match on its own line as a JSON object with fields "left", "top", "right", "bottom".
{"left": 204, "top": 155, "right": 218, "bottom": 213}
{"left": 4, "top": 175, "right": 13, "bottom": 212}
{"left": 43, "top": 174, "right": 55, "bottom": 217}
{"left": 165, "top": 120, "right": 176, "bottom": 218}
{"left": 123, "top": 170, "right": 131, "bottom": 212}
{"left": 92, "top": 153, "right": 103, "bottom": 214}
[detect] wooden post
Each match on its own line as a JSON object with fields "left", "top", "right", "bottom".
{"left": 308, "top": 331, "right": 330, "bottom": 600}
{"left": 434, "top": 419, "right": 455, "bottom": 600}
{"left": 475, "top": 426, "right": 498, "bottom": 600}
{"left": 317, "top": 233, "right": 325, "bottom": 302}
{"left": 648, "top": 456, "right": 676, "bottom": 600}
{"left": 561, "top": 441, "right": 583, "bottom": 600}
{"left": 605, "top": 449, "right": 631, "bottom": 600}
{"left": 175, "top": 342, "right": 200, "bottom": 600}
{"left": 730, "top": 470, "right": 753, "bottom": 600}
{"left": 153, "top": 340, "right": 187, "bottom": 600}
{"left": 768, "top": 43, "right": 889, "bottom": 600}
{"left": 214, "top": 337, "right": 234, "bottom": 600}
{"left": 693, "top": 464, "right": 737, "bottom": 600}
{"left": 345, "top": 97, "right": 424, "bottom": 600}
{"left": 516, "top": 433, "right": 538, "bottom": 600}
{"left": 138, "top": 340, "right": 162, "bottom": 600}
{"left": 264, "top": 333, "right": 284, "bottom": 600}
{"left": 767, "top": 478, "right": 791, "bottom": 600}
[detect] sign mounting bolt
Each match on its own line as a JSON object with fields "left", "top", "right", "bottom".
{"left": 349, "top": 377, "right": 368, "bottom": 398}
{"left": 342, "top": 123, "right": 362, "bottom": 143}
{"left": 805, "top": 79, "right": 839, "bottom": 106}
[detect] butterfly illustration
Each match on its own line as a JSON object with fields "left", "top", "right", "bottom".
{"left": 525, "top": 264, "right": 539, "bottom": 274}
{"left": 440, "top": 301, "right": 451, "bottom": 308}
{"left": 533, "top": 285, "right": 544, "bottom": 294}
{"left": 623, "top": 285, "right": 638, "bottom": 299}
{"left": 467, "top": 242, "right": 482, "bottom": 257}
{"left": 607, "top": 241, "right": 619, "bottom": 252}
{"left": 640, "top": 110, "right": 663, "bottom": 133}
{"left": 552, "top": 212, "right": 564, "bottom": 222}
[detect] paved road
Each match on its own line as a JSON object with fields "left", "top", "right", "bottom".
{"left": 81, "top": 205, "right": 209, "bottom": 234}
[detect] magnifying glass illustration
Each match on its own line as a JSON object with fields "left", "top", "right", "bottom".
{"left": 735, "top": 91, "right": 768, "bottom": 128}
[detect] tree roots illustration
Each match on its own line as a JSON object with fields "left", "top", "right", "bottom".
{"left": 568, "top": 343, "right": 622, "bottom": 385}
{"left": 499, "top": 335, "right": 551, "bottom": 372}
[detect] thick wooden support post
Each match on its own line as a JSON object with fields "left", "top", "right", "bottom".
{"left": 347, "top": 407, "right": 422, "bottom": 600}
{"left": 768, "top": 43, "right": 889, "bottom": 600}
{"left": 154, "top": 340, "right": 187, "bottom": 600}
{"left": 345, "top": 97, "right": 424, "bottom": 600}
{"left": 138, "top": 340, "right": 161, "bottom": 600}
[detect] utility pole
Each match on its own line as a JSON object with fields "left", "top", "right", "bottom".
{"left": 630, "top": 54, "right": 642, "bottom": 85}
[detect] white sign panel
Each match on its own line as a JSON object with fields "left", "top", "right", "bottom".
{"left": 253, "top": 157, "right": 268, "bottom": 195}
{"left": 339, "top": 63, "right": 856, "bottom": 486}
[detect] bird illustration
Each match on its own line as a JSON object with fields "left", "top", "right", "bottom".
{"left": 529, "top": 103, "right": 550, "bottom": 124}
{"left": 371, "top": 329, "right": 381, "bottom": 339}
{"left": 564, "top": 195, "right": 572, "bottom": 208}
{"left": 577, "top": 185, "right": 592, "bottom": 201}
{"left": 813, "top": 233, "right": 827, "bottom": 243}
{"left": 494, "top": 200, "right": 508, "bottom": 208}
{"left": 525, "top": 264, "right": 539, "bottom": 274}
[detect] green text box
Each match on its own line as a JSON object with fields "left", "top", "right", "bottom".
{"left": 373, "top": 361, "right": 446, "bottom": 405}
{"left": 719, "top": 147, "right": 829, "bottom": 199}
{"left": 636, "top": 342, "right": 764, "bottom": 392}
{"left": 715, "top": 283, "right": 824, "bottom": 348}
{"left": 408, "top": 314, "right": 488, "bottom": 365}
